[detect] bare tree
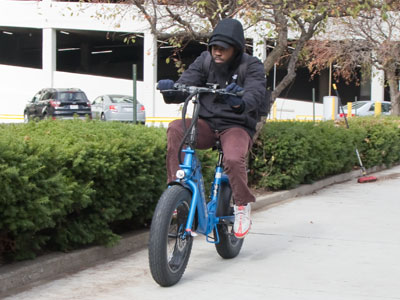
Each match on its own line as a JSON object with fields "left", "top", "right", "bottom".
{"left": 94, "top": 1, "right": 344, "bottom": 96}
{"left": 87, "top": 0, "right": 396, "bottom": 116}
{"left": 305, "top": 6, "right": 400, "bottom": 115}
{"left": 83, "top": 1, "right": 392, "bottom": 100}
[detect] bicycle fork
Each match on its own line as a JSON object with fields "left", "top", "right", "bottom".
{"left": 179, "top": 146, "right": 233, "bottom": 244}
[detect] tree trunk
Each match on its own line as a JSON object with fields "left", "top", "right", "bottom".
{"left": 388, "top": 79, "right": 400, "bottom": 116}
{"left": 386, "top": 70, "right": 400, "bottom": 116}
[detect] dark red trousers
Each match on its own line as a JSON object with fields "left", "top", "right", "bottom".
{"left": 167, "top": 118, "right": 255, "bottom": 206}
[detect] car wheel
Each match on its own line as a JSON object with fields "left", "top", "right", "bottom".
{"left": 101, "top": 113, "right": 106, "bottom": 121}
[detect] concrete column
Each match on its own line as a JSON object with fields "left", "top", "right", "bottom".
{"left": 42, "top": 28, "right": 56, "bottom": 88}
{"left": 371, "top": 65, "right": 385, "bottom": 102}
{"left": 253, "top": 37, "right": 266, "bottom": 62}
{"left": 360, "top": 72, "right": 371, "bottom": 101}
{"left": 143, "top": 32, "right": 157, "bottom": 117}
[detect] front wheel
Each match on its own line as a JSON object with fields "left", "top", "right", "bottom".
{"left": 148, "top": 185, "right": 193, "bottom": 287}
{"left": 214, "top": 182, "right": 244, "bottom": 259}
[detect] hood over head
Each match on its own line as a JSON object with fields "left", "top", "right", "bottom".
{"left": 208, "top": 19, "right": 246, "bottom": 74}
{"left": 208, "top": 19, "right": 245, "bottom": 54}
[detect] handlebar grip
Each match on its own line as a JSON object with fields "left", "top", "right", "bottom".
{"left": 174, "top": 83, "right": 185, "bottom": 89}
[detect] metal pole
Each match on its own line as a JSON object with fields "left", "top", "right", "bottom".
{"left": 273, "top": 41, "right": 277, "bottom": 91}
{"left": 312, "top": 88, "right": 316, "bottom": 122}
{"left": 328, "top": 63, "right": 332, "bottom": 96}
{"left": 132, "top": 64, "right": 137, "bottom": 124}
{"left": 355, "top": 96, "right": 358, "bottom": 116}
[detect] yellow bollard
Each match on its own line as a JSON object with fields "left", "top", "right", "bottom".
{"left": 347, "top": 102, "right": 352, "bottom": 118}
{"left": 331, "top": 97, "right": 336, "bottom": 120}
{"left": 374, "top": 101, "right": 382, "bottom": 116}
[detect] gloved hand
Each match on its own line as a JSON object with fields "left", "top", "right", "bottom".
{"left": 225, "top": 83, "right": 244, "bottom": 107}
{"left": 157, "top": 79, "right": 175, "bottom": 91}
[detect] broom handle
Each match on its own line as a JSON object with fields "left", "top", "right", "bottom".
{"left": 332, "top": 84, "right": 349, "bottom": 129}
{"left": 332, "top": 84, "right": 367, "bottom": 175}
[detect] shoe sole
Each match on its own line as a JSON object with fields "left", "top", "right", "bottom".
{"left": 234, "top": 223, "right": 251, "bottom": 239}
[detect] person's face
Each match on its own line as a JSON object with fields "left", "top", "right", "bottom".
{"left": 211, "top": 45, "right": 235, "bottom": 64}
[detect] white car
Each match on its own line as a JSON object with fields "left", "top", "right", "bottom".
{"left": 339, "top": 100, "right": 391, "bottom": 117}
{"left": 91, "top": 94, "right": 146, "bottom": 124}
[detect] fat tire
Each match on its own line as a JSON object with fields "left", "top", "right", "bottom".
{"left": 214, "top": 182, "right": 244, "bottom": 258}
{"left": 148, "top": 185, "right": 193, "bottom": 287}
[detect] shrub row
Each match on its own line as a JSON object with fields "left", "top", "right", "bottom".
{"left": 248, "top": 117, "right": 400, "bottom": 189}
{"left": 0, "top": 117, "right": 399, "bottom": 261}
{"left": 0, "top": 120, "right": 167, "bottom": 261}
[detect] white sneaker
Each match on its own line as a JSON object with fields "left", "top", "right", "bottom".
{"left": 233, "top": 204, "right": 251, "bottom": 239}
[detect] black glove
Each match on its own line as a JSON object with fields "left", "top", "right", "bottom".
{"left": 157, "top": 79, "right": 175, "bottom": 91}
{"left": 225, "top": 83, "right": 244, "bottom": 107}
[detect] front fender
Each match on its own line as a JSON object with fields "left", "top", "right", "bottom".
{"left": 168, "top": 180, "right": 192, "bottom": 194}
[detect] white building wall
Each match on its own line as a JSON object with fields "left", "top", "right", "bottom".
{"left": 272, "top": 98, "right": 324, "bottom": 121}
{"left": 0, "top": 65, "right": 44, "bottom": 122}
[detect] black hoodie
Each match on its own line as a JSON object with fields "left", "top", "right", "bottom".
{"left": 165, "top": 19, "right": 266, "bottom": 138}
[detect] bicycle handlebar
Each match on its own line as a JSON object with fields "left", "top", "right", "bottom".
{"left": 159, "top": 83, "right": 245, "bottom": 97}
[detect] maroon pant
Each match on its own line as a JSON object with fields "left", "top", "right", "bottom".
{"left": 167, "top": 118, "right": 255, "bottom": 206}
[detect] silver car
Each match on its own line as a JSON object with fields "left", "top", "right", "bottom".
{"left": 339, "top": 100, "right": 391, "bottom": 117}
{"left": 91, "top": 94, "right": 146, "bottom": 124}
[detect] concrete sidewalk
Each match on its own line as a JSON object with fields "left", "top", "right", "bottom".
{"left": 0, "top": 165, "right": 397, "bottom": 298}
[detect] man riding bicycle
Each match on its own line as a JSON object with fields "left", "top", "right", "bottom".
{"left": 158, "top": 18, "right": 266, "bottom": 238}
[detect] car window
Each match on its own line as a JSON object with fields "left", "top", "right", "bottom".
{"left": 369, "top": 102, "right": 391, "bottom": 113}
{"left": 382, "top": 103, "right": 391, "bottom": 113}
{"left": 110, "top": 96, "right": 134, "bottom": 103}
{"left": 41, "top": 91, "right": 53, "bottom": 100}
{"left": 368, "top": 104, "right": 374, "bottom": 111}
{"left": 31, "top": 92, "right": 41, "bottom": 103}
{"left": 92, "top": 97, "right": 103, "bottom": 105}
{"left": 56, "top": 92, "right": 88, "bottom": 102}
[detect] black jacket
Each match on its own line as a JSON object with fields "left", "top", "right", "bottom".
{"left": 163, "top": 19, "right": 266, "bottom": 138}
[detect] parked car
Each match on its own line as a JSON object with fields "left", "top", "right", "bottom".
{"left": 339, "top": 100, "right": 391, "bottom": 117}
{"left": 24, "top": 88, "right": 92, "bottom": 122}
{"left": 91, "top": 94, "right": 146, "bottom": 124}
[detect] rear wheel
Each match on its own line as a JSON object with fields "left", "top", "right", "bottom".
{"left": 214, "top": 182, "right": 244, "bottom": 258}
{"left": 148, "top": 185, "right": 193, "bottom": 287}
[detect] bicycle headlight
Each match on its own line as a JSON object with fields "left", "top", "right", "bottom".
{"left": 176, "top": 169, "right": 185, "bottom": 179}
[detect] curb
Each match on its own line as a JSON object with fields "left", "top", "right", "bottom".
{"left": 0, "top": 165, "right": 387, "bottom": 297}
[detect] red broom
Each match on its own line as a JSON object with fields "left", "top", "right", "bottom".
{"left": 332, "top": 84, "right": 377, "bottom": 183}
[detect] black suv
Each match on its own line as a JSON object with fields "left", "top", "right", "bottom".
{"left": 24, "top": 88, "right": 92, "bottom": 122}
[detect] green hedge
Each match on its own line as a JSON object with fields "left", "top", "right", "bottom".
{"left": 0, "top": 120, "right": 167, "bottom": 260}
{"left": 248, "top": 117, "right": 400, "bottom": 189}
{"left": 0, "top": 116, "right": 399, "bottom": 261}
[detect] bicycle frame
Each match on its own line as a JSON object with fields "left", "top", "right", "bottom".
{"left": 173, "top": 90, "right": 235, "bottom": 243}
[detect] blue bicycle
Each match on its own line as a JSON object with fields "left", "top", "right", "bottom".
{"left": 148, "top": 84, "right": 245, "bottom": 287}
